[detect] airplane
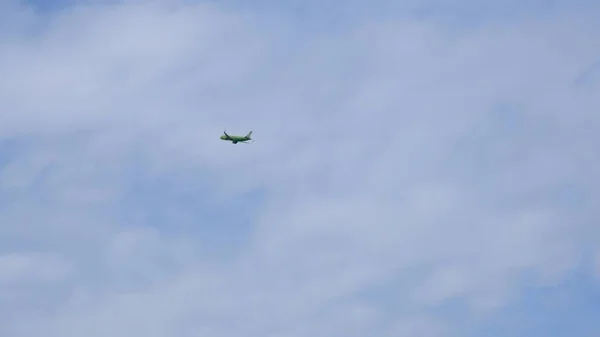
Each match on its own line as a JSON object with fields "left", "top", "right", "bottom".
{"left": 220, "top": 130, "right": 253, "bottom": 144}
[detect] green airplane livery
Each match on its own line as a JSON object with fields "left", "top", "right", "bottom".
{"left": 220, "top": 130, "right": 253, "bottom": 144}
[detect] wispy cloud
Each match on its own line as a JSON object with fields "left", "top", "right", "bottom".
{"left": 1, "top": 0, "right": 599, "bottom": 336}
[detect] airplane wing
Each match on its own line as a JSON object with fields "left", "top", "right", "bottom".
{"left": 223, "top": 130, "right": 233, "bottom": 140}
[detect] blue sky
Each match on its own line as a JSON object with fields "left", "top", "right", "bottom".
{"left": 1, "top": 0, "right": 599, "bottom": 336}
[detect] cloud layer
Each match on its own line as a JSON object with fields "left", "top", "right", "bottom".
{"left": 1, "top": 1, "right": 599, "bottom": 336}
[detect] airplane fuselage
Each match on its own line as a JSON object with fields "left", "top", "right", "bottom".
{"left": 221, "top": 130, "right": 252, "bottom": 144}
{"left": 220, "top": 135, "right": 250, "bottom": 144}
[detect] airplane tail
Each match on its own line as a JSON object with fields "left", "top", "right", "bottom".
{"left": 245, "top": 131, "right": 253, "bottom": 139}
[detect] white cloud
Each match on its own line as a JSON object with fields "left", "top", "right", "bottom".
{"left": 1, "top": 0, "right": 599, "bottom": 336}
